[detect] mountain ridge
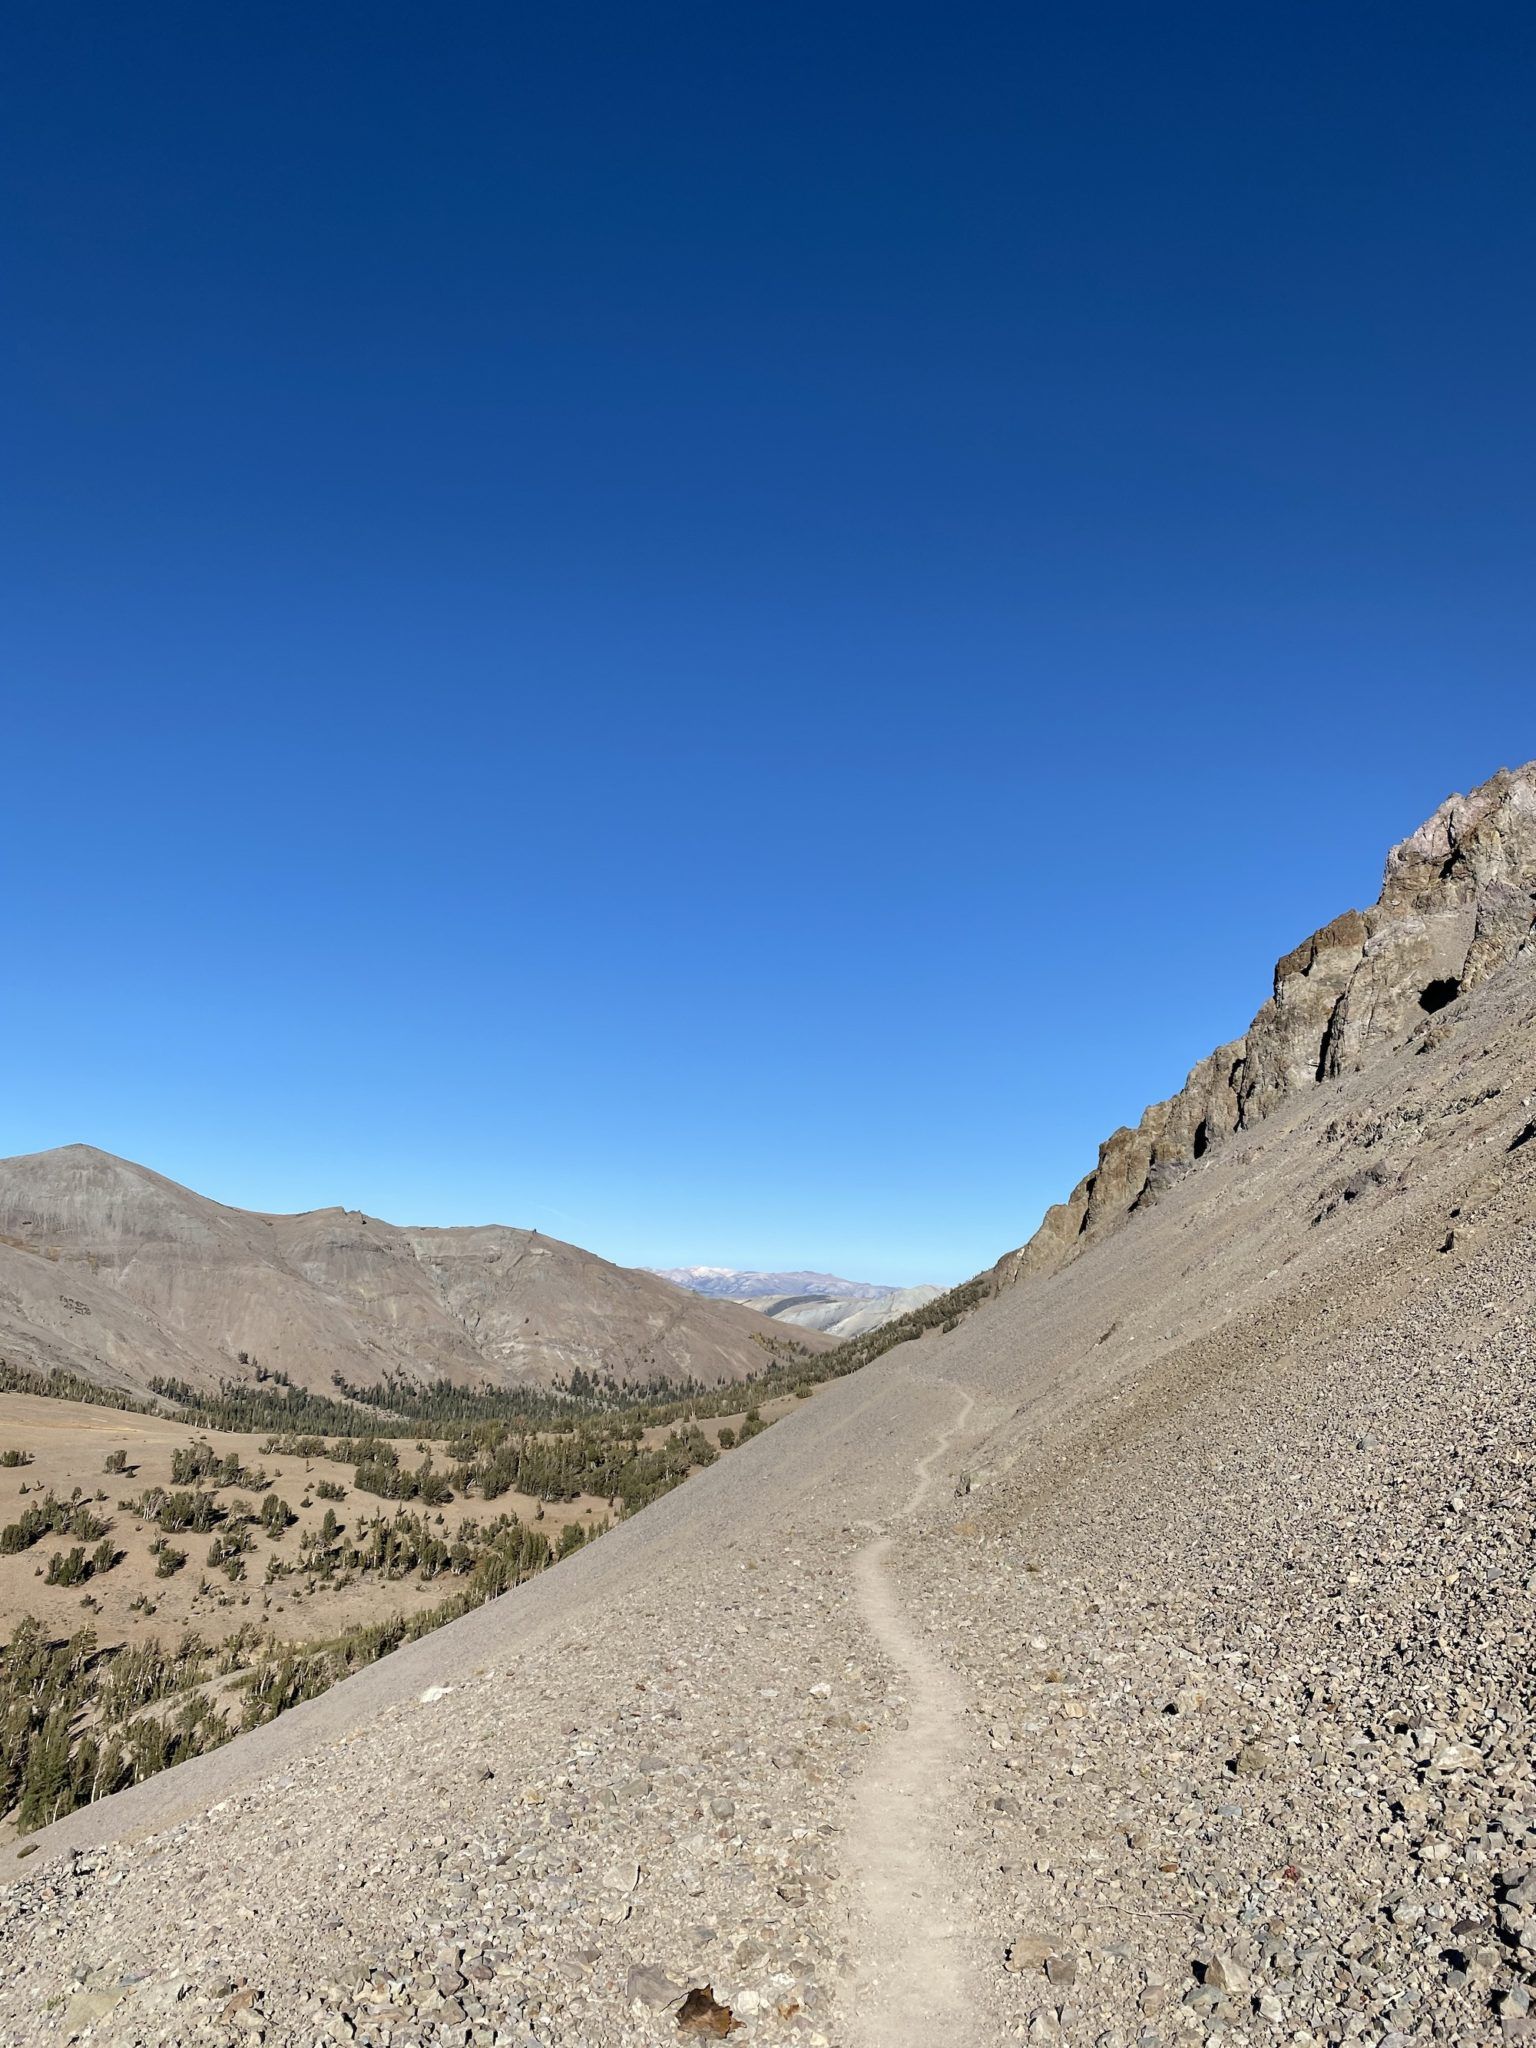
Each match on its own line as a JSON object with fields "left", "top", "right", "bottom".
{"left": 0, "top": 1145, "right": 826, "bottom": 1399}
{"left": 995, "top": 759, "right": 1536, "bottom": 1286}
{"left": 652, "top": 1264, "right": 944, "bottom": 1340}
{"left": 650, "top": 1266, "right": 896, "bottom": 1302}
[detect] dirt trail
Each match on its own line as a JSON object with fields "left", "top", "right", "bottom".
{"left": 843, "top": 1384, "right": 982, "bottom": 2047}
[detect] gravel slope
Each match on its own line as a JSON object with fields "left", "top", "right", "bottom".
{"left": 4, "top": 921, "right": 1535, "bottom": 2046}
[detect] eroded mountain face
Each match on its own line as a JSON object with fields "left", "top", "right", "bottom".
{"left": 0, "top": 1150, "right": 824, "bottom": 1397}
{"left": 999, "top": 762, "right": 1536, "bottom": 1283}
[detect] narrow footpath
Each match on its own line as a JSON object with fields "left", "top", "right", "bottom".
{"left": 842, "top": 1385, "right": 981, "bottom": 2047}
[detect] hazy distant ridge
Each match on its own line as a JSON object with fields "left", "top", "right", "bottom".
{"left": 649, "top": 1266, "right": 890, "bottom": 1301}
{"left": 652, "top": 1265, "right": 942, "bottom": 1340}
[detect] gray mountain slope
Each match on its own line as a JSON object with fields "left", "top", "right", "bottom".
{"left": 0, "top": 1147, "right": 826, "bottom": 1396}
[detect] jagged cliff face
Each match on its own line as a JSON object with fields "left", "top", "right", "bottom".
{"left": 997, "top": 762, "right": 1536, "bottom": 1285}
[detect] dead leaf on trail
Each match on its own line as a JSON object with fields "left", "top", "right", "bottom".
{"left": 676, "top": 1985, "right": 742, "bottom": 2036}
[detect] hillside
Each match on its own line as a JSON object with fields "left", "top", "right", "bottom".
{"left": 4, "top": 763, "right": 1535, "bottom": 2048}
{"left": 0, "top": 1148, "right": 825, "bottom": 1400}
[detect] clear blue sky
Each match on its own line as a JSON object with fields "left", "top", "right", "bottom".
{"left": 4, "top": 5, "right": 1534, "bottom": 1284}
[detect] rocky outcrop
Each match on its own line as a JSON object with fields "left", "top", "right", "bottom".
{"left": 995, "top": 762, "right": 1536, "bottom": 1287}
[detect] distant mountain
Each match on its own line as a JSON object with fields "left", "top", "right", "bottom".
{"left": 0, "top": 1147, "right": 829, "bottom": 1400}
{"left": 650, "top": 1266, "right": 890, "bottom": 1302}
{"left": 652, "top": 1266, "right": 943, "bottom": 1341}
{"left": 747, "top": 1284, "right": 946, "bottom": 1340}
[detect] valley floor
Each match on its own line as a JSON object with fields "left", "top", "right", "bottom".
{"left": 4, "top": 961, "right": 1536, "bottom": 2047}
{"left": 0, "top": 1391, "right": 613, "bottom": 1659}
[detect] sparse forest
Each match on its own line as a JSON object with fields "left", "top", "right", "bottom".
{"left": 0, "top": 1267, "right": 993, "bottom": 1837}
{"left": 0, "top": 1494, "right": 589, "bottom": 1834}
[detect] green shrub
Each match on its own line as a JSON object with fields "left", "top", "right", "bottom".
{"left": 206, "top": 1528, "right": 252, "bottom": 1579}
{"left": 0, "top": 1492, "right": 110, "bottom": 1552}
{"left": 176, "top": 1491, "right": 217, "bottom": 1532}
{"left": 45, "top": 1547, "right": 91, "bottom": 1587}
